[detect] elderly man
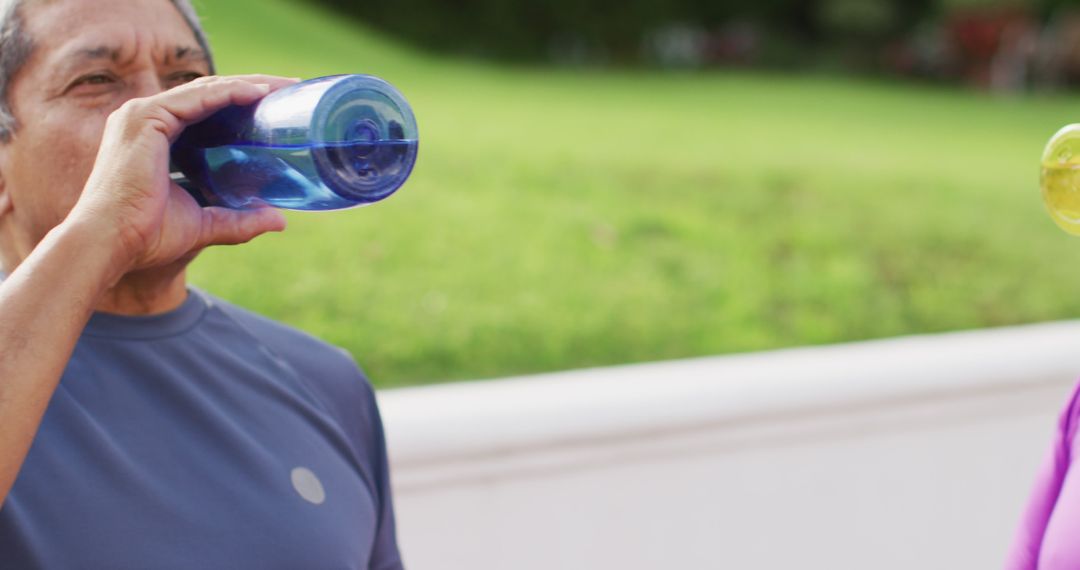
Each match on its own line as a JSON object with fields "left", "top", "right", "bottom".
{"left": 0, "top": 0, "right": 404, "bottom": 568}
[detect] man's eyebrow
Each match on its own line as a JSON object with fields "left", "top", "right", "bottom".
{"left": 54, "top": 44, "right": 209, "bottom": 73}
{"left": 49, "top": 44, "right": 122, "bottom": 76}
{"left": 66, "top": 45, "right": 121, "bottom": 63}
{"left": 170, "top": 46, "right": 209, "bottom": 65}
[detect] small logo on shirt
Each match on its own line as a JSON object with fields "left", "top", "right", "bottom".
{"left": 291, "top": 467, "right": 326, "bottom": 505}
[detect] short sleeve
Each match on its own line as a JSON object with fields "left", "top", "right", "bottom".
{"left": 360, "top": 379, "right": 405, "bottom": 570}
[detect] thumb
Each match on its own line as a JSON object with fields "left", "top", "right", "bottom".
{"left": 197, "top": 205, "right": 287, "bottom": 248}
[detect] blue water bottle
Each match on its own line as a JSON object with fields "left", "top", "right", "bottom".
{"left": 170, "top": 74, "right": 418, "bottom": 211}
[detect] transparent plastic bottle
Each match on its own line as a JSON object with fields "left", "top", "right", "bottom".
{"left": 170, "top": 74, "right": 418, "bottom": 211}
{"left": 1041, "top": 124, "right": 1080, "bottom": 235}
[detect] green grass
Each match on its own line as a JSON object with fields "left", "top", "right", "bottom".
{"left": 186, "top": 0, "right": 1080, "bottom": 388}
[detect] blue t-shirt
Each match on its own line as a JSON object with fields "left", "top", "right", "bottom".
{"left": 0, "top": 288, "right": 404, "bottom": 570}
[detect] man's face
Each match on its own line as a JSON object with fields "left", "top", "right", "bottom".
{"left": 0, "top": 0, "right": 210, "bottom": 255}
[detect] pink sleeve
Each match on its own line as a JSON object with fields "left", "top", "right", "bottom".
{"left": 1004, "top": 383, "right": 1080, "bottom": 569}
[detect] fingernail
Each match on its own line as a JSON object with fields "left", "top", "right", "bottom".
{"left": 255, "top": 83, "right": 271, "bottom": 93}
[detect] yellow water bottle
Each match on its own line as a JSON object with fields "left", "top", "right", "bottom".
{"left": 1042, "top": 124, "right": 1080, "bottom": 235}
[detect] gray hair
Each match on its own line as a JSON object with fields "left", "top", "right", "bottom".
{"left": 0, "top": 0, "right": 216, "bottom": 143}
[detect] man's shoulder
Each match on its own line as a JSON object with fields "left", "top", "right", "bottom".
{"left": 195, "top": 290, "right": 383, "bottom": 435}
{"left": 196, "top": 289, "right": 370, "bottom": 387}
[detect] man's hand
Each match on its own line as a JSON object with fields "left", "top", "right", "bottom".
{"left": 68, "top": 74, "right": 298, "bottom": 281}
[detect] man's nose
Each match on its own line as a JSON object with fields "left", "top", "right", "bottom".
{"left": 131, "top": 73, "right": 168, "bottom": 99}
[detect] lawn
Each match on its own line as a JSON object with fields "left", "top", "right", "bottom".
{"left": 187, "top": 0, "right": 1080, "bottom": 388}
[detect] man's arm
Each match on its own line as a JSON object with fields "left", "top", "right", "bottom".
{"left": 0, "top": 215, "right": 131, "bottom": 507}
{"left": 0, "top": 74, "right": 296, "bottom": 506}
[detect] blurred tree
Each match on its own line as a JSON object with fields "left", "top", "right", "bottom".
{"left": 304, "top": 0, "right": 1051, "bottom": 71}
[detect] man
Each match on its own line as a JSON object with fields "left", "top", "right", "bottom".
{"left": 0, "top": 0, "right": 405, "bottom": 568}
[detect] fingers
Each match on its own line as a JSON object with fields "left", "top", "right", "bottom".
{"left": 112, "top": 75, "right": 301, "bottom": 141}
{"left": 213, "top": 74, "right": 300, "bottom": 90}
{"left": 197, "top": 205, "right": 287, "bottom": 249}
{"left": 82, "top": 76, "right": 298, "bottom": 271}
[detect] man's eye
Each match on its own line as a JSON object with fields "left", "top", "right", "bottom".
{"left": 169, "top": 72, "right": 205, "bottom": 85}
{"left": 74, "top": 74, "right": 115, "bottom": 87}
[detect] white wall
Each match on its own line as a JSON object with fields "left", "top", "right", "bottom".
{"left": 376, "top": 322, "right": 1080, "bottom": 570}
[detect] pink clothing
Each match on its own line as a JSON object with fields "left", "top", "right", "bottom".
{"left": 1007, "top": 382, "right": 1080, "bottom": 569}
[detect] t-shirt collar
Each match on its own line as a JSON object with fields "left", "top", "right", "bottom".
{"left": 83, "top": 288, "right": 209, "bottom": 340}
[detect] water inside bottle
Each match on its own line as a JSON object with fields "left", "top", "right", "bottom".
{"left": 1042, "top": 159, "right": 1080, "bottom": 235}
{"left": 197, "top": 139, "right": 418, "bottom": 210}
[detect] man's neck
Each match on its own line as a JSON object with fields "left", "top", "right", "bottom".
{"left": 94, "top": 263, "right": 190, "bottom": 316}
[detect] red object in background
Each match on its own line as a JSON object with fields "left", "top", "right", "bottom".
{"left": 945, "top": 7, "right": 1034, "bottom": 87}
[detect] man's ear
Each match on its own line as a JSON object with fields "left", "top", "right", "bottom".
{"left": 0, "top": 174, "right": 10, "bottom": 218}
{"left": 0, "top": 142, "right": 12, "bottom": 218}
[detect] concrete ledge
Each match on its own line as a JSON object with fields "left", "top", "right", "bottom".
{"left": 378, "top": 321, "right": 1080, "bottom": 475}
{"left": 375, "top": 322, "right": 1080, "bottom": 569}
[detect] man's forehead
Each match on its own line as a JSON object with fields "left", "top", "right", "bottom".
{"left": 23, "top": 0, "right": 202, "bottom": 61}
